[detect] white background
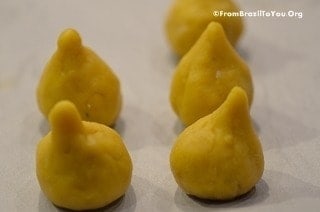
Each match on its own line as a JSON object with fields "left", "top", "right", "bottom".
{"left": 0, "top": 0, "right": 319, "bottom": 211}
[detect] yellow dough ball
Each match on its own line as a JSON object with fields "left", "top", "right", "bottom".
{"left": 165, "top": 0, "right": 243, "bottom": 56}
{"left": 170, "top": 87, "right": 264, "bottom": 200}
{"left": 170, "top": 22, "right": 253, "bottom": 126}
{"left": 36, "top": 101, "right": 132, "bottom": 211}
{"left": 37, "top": 29, "right": 121, "bottom": 126}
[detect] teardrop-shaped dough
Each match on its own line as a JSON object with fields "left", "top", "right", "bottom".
{"left": 37, "top": 28, "right": 121, "bottom": 126}
{"left": 170, "top": 87, "right": 264, "bottom": 200}
{"left": 165, "top": 0, "right": 243, "bottom": 56}
{"left": 170, "top": 22, "right": 253, "bottom": 126}
{"left": 36, "top": 101, "right": 132, "bottom": 210}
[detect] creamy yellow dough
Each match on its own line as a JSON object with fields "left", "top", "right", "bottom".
{"left": 165, "top": 0, "right": 243, "bottom": 56}
{"left": 170, "top": 87, "right": 264, "bottom": 200}
{"left": 170, "top": 22, "right": 253, "bottom": 126}
{"left": 36, "top": 101, "right": 132, "bottom": 211}
{"left": 37, "top": 29, "right": 121, "bottom": 126}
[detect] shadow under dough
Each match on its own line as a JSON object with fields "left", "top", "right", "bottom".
{"left": 174, "top": 179, "right": 269, "bottom": 211}
{"left": 38, "top": 185, "right": 137, "bottom": 212}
